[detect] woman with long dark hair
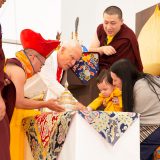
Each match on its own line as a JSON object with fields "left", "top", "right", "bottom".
{"left": 110, "top": 58, "right": 160, "bottom": 160}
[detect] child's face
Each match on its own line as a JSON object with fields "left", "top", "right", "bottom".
{"left": 97, "top": 80, "right": 114, "bottom": 97}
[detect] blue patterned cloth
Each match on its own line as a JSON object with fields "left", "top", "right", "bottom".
{"left": 78, "top": 110, "right": 139, "bottom": 145}
{"left": 72, "top": 52, "right": 99, "bottom": 84}
{"left": 81, "top": 45, "right": 88, "bottom": 52}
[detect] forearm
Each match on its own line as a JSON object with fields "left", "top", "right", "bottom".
{"left": 89, "top": 47, "right": 103, "bottom": 55}
{"left": 16, "top": 97, "right": 47, "bottom": 110}
{"left": 88, "top": 97, "right": 103, "bottom": 110}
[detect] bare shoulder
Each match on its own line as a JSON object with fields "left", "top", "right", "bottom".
{"left": 5, "top": 63, "right": 26, "bottom": 83}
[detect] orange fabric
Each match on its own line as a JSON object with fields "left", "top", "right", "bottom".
{"left": 20, "top": 29, "right": 60, "bottom": 58}
{"left": 15, "top": 51, "right": 34, "bottom": 78}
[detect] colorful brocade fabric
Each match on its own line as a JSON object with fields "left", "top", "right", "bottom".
{"left": 72, "top": 52, "right": 99, "bottom": 84}
{"left": 22, "top": 111, "right": 139, "bottom": 159}
{"left": 78, "top": 111, "right": 139, "bottom": 145}
{"left": 22, "top": 111, "right": 74, "bottom": 160}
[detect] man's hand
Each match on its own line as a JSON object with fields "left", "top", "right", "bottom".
{"left": 46, "top": 99, "right": 65, "bottom": 112}
{"left": 0, "top": 94, "right": 6, "bottom": 121}
{"left": 101, "top": 46, "right": 116, "bottom": 55}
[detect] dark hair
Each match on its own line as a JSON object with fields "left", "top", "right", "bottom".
{"left": 97, "top": 69, "right": 112, "bottom": 84}
{"left": 103, "top": 6, "right": 122, "bottom": 19}
{"left": 110, "top": 59, "right": 160, "bottom": 112}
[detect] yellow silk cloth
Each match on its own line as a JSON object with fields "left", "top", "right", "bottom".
{"left": 10, "top": 108, "right": 40, "bottom": 160}
{"left": 15, "top": 50, "right": 34, "bottom": 78}
{"left": 88, "top": 88, "right": 122, "bottom": 112}
{"left": 10, "top": 51, "right": 40, "bottom": 160}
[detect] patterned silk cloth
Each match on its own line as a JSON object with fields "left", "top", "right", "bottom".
{"left": 78, "top": 110, "right": 139, "bottom": 145}
{"left": 72, "top": 52, "right": 99, "bottom": 84}
{"left": 23, "top": 111, "right": 139, "bottom": 159}
{"left": 22, "top": 111, "right": 74, "bottom": 160}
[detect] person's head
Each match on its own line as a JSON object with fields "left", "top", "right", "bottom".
{"left": 110, "top": 59, "right": 141, "bottom": 111}
{"left": 20, "top": 29, "right": 60, "bottom": 73}
{"left": 110, "top": 59, "right": 141, "bottom": 89}
{"left": 0, "top": 0, "right": 6, "bottom": 8}
{"left": 24, "top": 49, "right": 46, "bottom": 73}
{"left": 103, "top": 6, "right": 123, "bottom": 37}
{"left": 57, "top": 40, "right": 82, "bottom": 70}
{"left": 97, "top": 69, "right": 114, "bottom": 97}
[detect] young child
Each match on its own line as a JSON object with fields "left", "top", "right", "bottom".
{"left": 87, "top": 69, "right": 122, "bottom": 112}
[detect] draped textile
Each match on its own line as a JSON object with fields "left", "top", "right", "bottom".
{"left": 79, "top": 111, "right": 138, "bottom": 145}
{"left": 23, "top": 111, "right": 139, "bottom": 160}
{"left": 23, "top": 111, "right": 74, "bottom": 160}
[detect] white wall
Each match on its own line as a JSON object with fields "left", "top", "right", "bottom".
{"left": 0, "top": 0, "right": 61, "bottom": 58}
{"left": 1, "top": 0, "right": 160, "bottom": 57}
{"left": 61, "top": 0, "right": 160, "bottom": 48}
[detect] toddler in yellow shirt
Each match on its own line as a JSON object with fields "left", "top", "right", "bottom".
{"left": 87, "top": 69, "right": 122, "bottom": 112}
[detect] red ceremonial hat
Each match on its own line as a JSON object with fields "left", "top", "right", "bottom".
{"left": 20, "top": 29, "right": 60, "bottom": 58}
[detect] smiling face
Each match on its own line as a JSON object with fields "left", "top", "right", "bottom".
{"left": 103, "top": 13, "right": 123, "bottom": 37}
{"left": 97, "top": 79, "right": 114, "bottom": 97}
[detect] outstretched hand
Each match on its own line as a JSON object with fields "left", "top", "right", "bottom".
{"left": 46, "top": 99, "right": 65, "bottom": 112}
{"left": 74, "top": 102, "right": 86, "bottom": 111}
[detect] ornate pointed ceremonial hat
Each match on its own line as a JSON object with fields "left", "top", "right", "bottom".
{"left": 20, "top": 29, "right": 60, "bottom": 58}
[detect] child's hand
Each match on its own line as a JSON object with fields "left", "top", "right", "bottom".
{"left": 102, "top": 99, "right": 107, "bottom": 107}
{"left": 74, "top": 102, "right": 86, "bottom": 111}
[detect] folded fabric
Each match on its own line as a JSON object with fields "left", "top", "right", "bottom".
{"left": 78, "top": 110, "right": 139, "bottom": 145}
{"left": 23, "top": 111, "right": 74, "bottom": 160}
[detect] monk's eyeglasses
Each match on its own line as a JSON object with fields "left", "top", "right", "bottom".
{"left": 35, "top": 55, "right": 45, "bottom": 66}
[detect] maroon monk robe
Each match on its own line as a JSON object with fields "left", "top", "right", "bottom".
{"left": 97, "top": 23, "right": 143, "bottom": 71}
{"left": 0, "top": 25, "right": 5, "bottom": 91}
{"left": 0, "top": 25, "right": 16, "bottom": 160}
{"left": 0, "top": 28, "right": 16, "bottom": 122}
{"left": 0, "top": 24, "right": 11, "bottom": 160}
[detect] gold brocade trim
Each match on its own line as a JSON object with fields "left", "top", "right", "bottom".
{"left": 16, "top": 50, "right": 34, "bottom": 78}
